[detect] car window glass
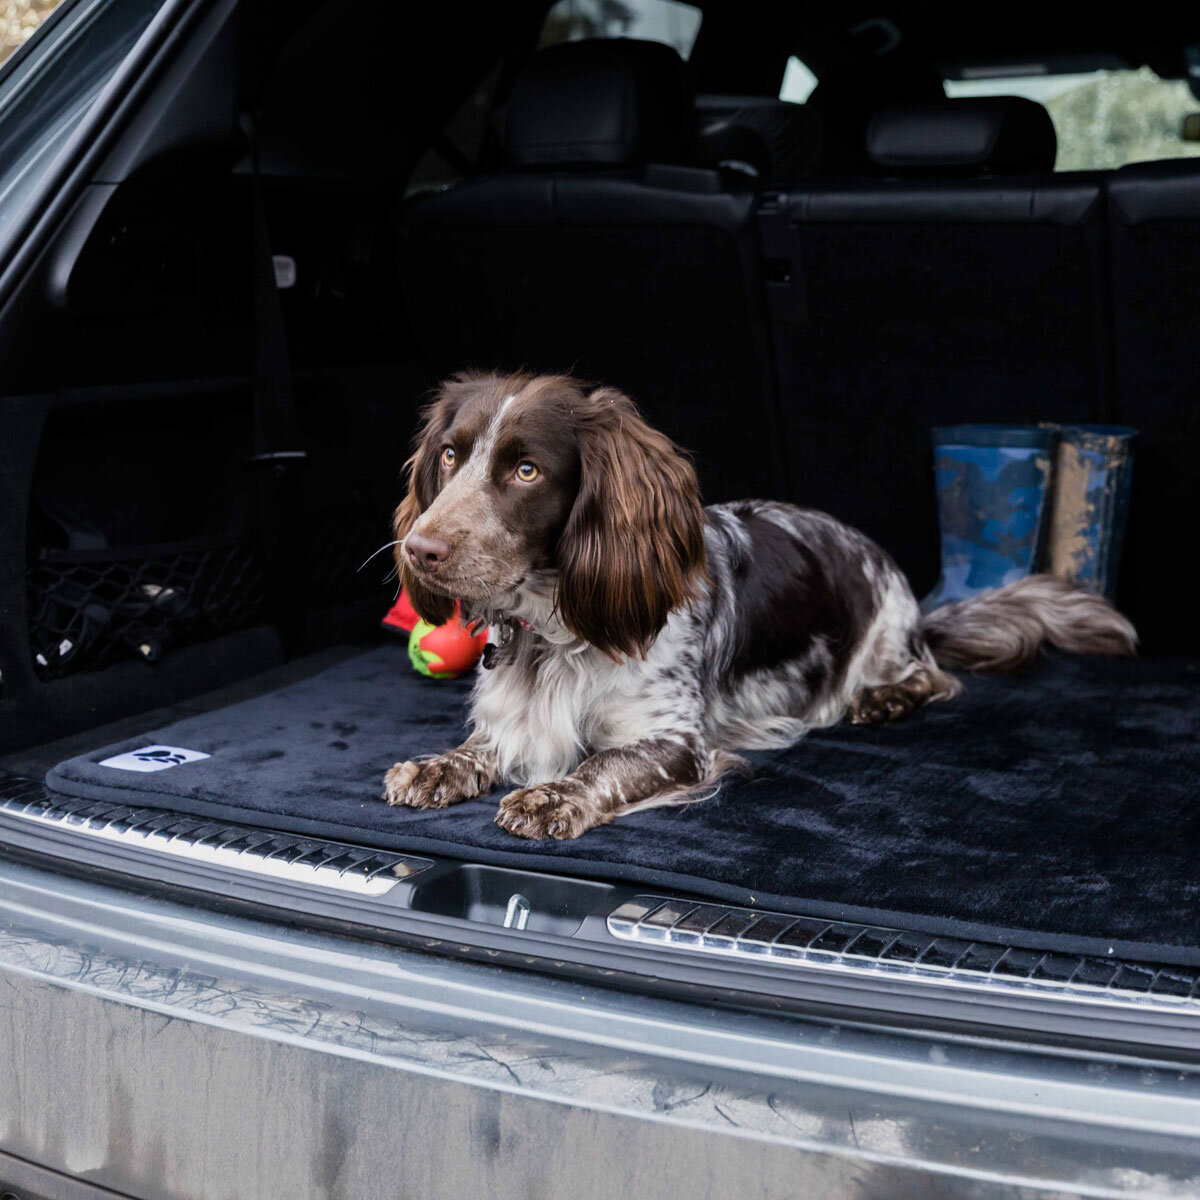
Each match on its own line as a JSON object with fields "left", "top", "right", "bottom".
{"left": 1, "top": 0, "right": 67, "bottom": 69}
{"left": 946, "top": 67, "right": 1200, "bottom": 170}
{"left": 540, "top": 0, "right": 702, "bottom": 59}
{"left": 779, "top": 55, "right": 816, "bottom": 103}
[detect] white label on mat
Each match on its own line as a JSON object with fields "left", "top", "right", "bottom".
{"left": 99, "top": 745, "right": 211, "bottom": 772}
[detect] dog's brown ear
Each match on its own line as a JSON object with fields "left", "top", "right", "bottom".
{"left": 392, "top": 386, "right": 461, "bottom": 626}
{"left": 556, "top": 388, "right": 706, "bottom": 658}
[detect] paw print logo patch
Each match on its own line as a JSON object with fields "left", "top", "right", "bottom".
{"left": 99, "top": 745, "right": 211, "bottom": 772}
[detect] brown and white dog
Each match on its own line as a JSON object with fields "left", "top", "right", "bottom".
{"left": 384, "top": 371, "right": 1136, "bottom": 839}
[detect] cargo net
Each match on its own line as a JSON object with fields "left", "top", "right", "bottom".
{"left": 27, "top": 539, "right": 266, "bottom": 680}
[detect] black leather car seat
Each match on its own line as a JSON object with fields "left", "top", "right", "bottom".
{"left": 400, "top": 38, "right": 824, "bottom": 502}
{"left": 1106, "top": 160, "right": 1200, "bottom": 648}
{"left": 757, "top": 96, "right": 1108, "bottom": 590}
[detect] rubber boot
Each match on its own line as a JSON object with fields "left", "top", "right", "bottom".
{"left": 1041, "top": 424, "right": 1136, "bottom": 600}
{"left": 922, "top": 424, "right": 1058, "bottom": 613}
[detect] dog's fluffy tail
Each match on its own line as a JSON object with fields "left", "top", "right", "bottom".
{"left": 920, "top": 575, "right": 1138, "bottom": 673}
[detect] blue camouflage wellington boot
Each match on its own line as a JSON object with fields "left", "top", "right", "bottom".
{"left": 1041, "top": 424, "right": 1136, "bottom": 601}
{"left": 921, "top": 424, "right": 1058, "bottom": 613}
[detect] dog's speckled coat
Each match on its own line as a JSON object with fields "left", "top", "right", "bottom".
{"left": 387, "top": 373, "right": 1134, "bottom": 838}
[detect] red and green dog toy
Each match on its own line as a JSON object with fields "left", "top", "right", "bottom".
{"left": 382, "top": 589, "right": 487, "bottom": 678}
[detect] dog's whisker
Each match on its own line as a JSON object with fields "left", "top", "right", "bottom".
{"left": 358, "top": 540, "right": 402, "bottom": 573}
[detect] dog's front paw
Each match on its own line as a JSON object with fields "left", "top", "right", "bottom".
{"left": 495, "top": 782, "right": 600, "bottom": 840}
{"left": 383, "top": 753, "right": 489, "bottom": 809}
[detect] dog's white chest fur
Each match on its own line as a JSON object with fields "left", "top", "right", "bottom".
{"left": 471, "top": 644, "right": 615, "bottom": 784}
{"left": 470, "top": 613, "right": 699, "bottom": 787}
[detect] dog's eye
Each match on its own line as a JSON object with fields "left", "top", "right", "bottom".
{"left": 440, "top": 446, "right": 455, "bottom": 469}
{"left": 515, "top": 461, "right": 539, "bottom": 483}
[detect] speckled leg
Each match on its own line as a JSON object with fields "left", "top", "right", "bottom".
{"left": 495, "top": 737, "right": 705, "bottom": 840}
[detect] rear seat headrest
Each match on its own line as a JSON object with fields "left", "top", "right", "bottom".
{"left": 698, "top": 101, "right": 823, "bottom": 180}
{"left": 504, "top": 38, "right": 693, "bottom": 169}
{"left": 867, "top": 97, "right": 1057, "bottom": 174}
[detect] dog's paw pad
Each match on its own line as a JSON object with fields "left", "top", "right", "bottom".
{"left": 496, "top": 785, "right": 591, "bottom": 840}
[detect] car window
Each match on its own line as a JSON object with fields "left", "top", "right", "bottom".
{"left": 946, "top": 67, "right": 1200, "bottom": 170}
{"left": 0, "top": 0, "right": 67, "bottom": 69}
{"left": 779, "top": 55, "right": 817, "bottom": 104}
{"left": 540, "top": 0, "right": 702, "bottom": 60}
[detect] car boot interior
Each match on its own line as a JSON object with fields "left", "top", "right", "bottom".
{"left": 5, "top": 0, "right": 1200, "bottom": 999}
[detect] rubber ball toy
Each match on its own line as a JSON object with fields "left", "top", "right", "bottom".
{"left": 383, "top": 588, "right": 487, "bottom": 678}
{"left": 408, "top": 615, "right": 488, "bottom": 678}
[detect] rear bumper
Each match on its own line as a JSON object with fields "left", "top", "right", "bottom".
{"left": 5, "top": 770, "right": 1200, "bottom": 1058}
{"left": 2, "top": 856, "right": 1200, "bottom": 1199}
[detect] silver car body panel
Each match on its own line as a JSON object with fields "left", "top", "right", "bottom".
{"left": 3, "top": 856, "right": 1200, "bottom": 1198}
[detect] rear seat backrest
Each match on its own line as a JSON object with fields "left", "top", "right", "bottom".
{"left": 1108, "top": 161, "right": 1200, "bottom": 651}
{"left": 758, "top": 97, "right": 1108, "bottom": 593}
{"left": 400, "top": 39, "right": 821, "bottom": 504}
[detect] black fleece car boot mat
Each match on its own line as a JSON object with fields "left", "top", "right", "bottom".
{"left": 46, "top": 644, "right": 1200, "bottom": 964}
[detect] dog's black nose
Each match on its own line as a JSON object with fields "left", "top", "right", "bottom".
{"left": 405, "top": 530, "right": 452, "bottom": 569}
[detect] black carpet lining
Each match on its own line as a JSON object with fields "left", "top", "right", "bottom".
{"left": 44, "top": 644, "right": 1200, "bottom": 965}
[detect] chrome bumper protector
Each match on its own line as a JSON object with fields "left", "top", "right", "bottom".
{"left": 608, "top": 897, "right": 1200, "bottom": 1010}
{"left": 0, "top": 784, "right": 428, "bottom": 895}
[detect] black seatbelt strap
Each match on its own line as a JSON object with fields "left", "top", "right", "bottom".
{"left": 239, "top": 110, "right": 307, "bottom": 473}
{"left": 239, "top": 111, "right": 307, "bottom": 647}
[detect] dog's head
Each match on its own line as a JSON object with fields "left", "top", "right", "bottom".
{"left": 393, "top": 372, "right": 706, "bottom": 657}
